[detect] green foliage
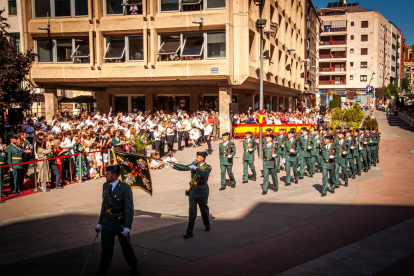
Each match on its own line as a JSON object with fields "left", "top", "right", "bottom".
{"left": 129, "top": 131, "right": 154, "bottom": 154}
{"left": 329, "top": 94, "right": 342, "bottom": 110}
{"left": 362, "top": 116, "right": 378, "bottom": 129}
{"left": 331, "top": 107, "right": 343, "bottom": 121}
{"left": 344, "top": 104, "right": 364, "bottom": 129}
{"left": 402, "top": 77, "right": 410, "bottom": 91}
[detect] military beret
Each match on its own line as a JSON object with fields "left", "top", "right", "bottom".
{"left": 105, "top": 165, "right": 121, "bottom": 173}
{"left": 196, "top": 152, "right": 207, "bottom": 158}
{"left": 222, "top": 132, "right": 230, "bottom": 137}
{"left": 324, "top": 134, "right": 334, "bottom": 140}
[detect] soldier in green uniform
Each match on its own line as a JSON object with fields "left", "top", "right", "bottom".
{"left": 322, "top": 127, "right": 329, "bottom": 138}
{"left": 173, "top": 152, "right": 212, "bottom": 238}
{"left": 375, "top": 128, "right": 380, "bottom": 163}
{"left": 219, "top": 132, "right": 236, "bottom": 190}
{"left": 284, "top": 130, "right": 299, "bottom": 186}
{"left": 262, "top": 128, "right": 273, "bottom": 145}
{"left": 359, "top": 128, "right": 369, "bottom": 173}
{"left": 276, "top": 128, "right": 286, "bottom": 172}
{"left": 370, "top": 128, "right": 378, "bottom": 166}
{"left": 346, "top": 130, "right": 355, "bottom": 179}
{"left": 299, "top": 128, "right": 313, "bottom": 179}
{"left": 335, "top": 131, "right": 349, "bottom": 187}
{"left": 353, "top": 129, "right": 362, "bottom": 176}
{"left": 310, "top": 129, "right": 322, "bottom": 175}
{"left": 321, "top": 134, "right": 336, "bottom": 197}
{"left": 365, "top": 127, "right": 372, "bottom": 170}
{"left": 0, "top": 138, "right": 7, "bottom": 198}
{"left": 242, "top": 131, "right": 257, "bottom": 183}
{"left": 262, "top": 135, "right": 278, "bottom": 195}
{"left": 5, "top": 135, "right": 24, "bottom": 194}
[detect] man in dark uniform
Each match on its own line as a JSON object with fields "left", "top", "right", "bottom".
{"left": 96, "top": 165, "right": 138, "bottom": 276}
{"left": 365, "top": 127, "right": 372, "bottom": 170}
{"left": 173, "top": 152, "right": 212, "bottom": 239}
{"left": 219, "top": 132, "right": 236, "bottom": 190}
{"left": 242, "top": 131, "right": 257, "bottom": 183}
{"left": 5, "top": 135, "right": 24, "bottom": 194}
{"left": 276, "top": 128, "right": 286, "bottom": 172}
{"left": 310, "top": 129, "right": 322, "bottom": 175}
{"left": 346, "top": 130, "right": 355, "bottom": 179}
{"left": 285, "top": 129, "right": 299, "bottom": 186}
{"left": 321, "top": 134, "right": 336, "bottom": 197}
{"left": 299, "top": 128, "right": 313, "bottom": 178}
{"left": 335, "top": 131, "right": 349, "bottom": 187}
{"left": 262, "top": 135, "right": 278, "bottom": 194}
{"left": 359, "top": 128, "right": 369, "bottom": 172}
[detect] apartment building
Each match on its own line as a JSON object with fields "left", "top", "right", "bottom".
{"left": 20, "top": 0, "right": 308, "bottom": 131}
{"left": 1, "top": 0, "right": 23, "bottom": 53}
{"left": 403, "top": 45, "right": 414, "bottom": 89}
{"left": 317, "top": 1, "right": 402, "bottom": 105}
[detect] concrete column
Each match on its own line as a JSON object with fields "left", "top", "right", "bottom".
{"left": 95, "top": 90, "right": 110, "bottom": 113}
{"left": 44, "top": 88, "right": 58, "bottom": 123}
{"left": 276, "top": 96, "right": 279, "bottom": 111}
{"left": 219, "top": 86, "right": 232, "bottom": 135}
{"left": 289, "top": 97, "right": 293, "bottom": 112}
{"left": 190, "top": 93, "right": 199, "bottom": 112}
{"left": 145, "top": 88, "right": 153, "bottom": 112}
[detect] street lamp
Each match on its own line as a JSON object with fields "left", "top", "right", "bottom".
{"left": 367, "top": 72, "right": 375, "bottom": 117}
{"left": 38, "top": 13, "right": 50, "bottom": 32}
{"left": 256, "top": 17, "right": 267, "bottom": 159}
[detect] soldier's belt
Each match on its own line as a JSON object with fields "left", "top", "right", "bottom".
{"left": 0, "top": 162, "right": 3, "bottom": 164}
{"left": 245, "top": 150, "right": 250, "bottom": 152}
{"left": 190, "top": 181, "right": 207, "bottom": 186}
{"left": 265, "top": 158, "right": 274, "bottom": 161}
{"left": 303, "top": 149, "right": 307, "bottom": 151}
{"left": 106, "top": 208, "right": 125, "bottom": 215}
{"left": 12, "top": 157, "right": 22, "bottom": 159}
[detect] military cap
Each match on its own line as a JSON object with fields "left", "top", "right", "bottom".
{"left": 346, "top": 130, "right": 352, "bottom": 133}
{"left": 245, "top": 131, "right": 252, "bottom": 135}
{"left": 196, "top": 152, "right": 207, "bottom": 158}
{"left": 266, "top": 134, "right": 273, "bottom": 138}
{"left": 303, "top": 128, "right": 309, "bottom": 132}
{"left": 359, "top": 128, "right": 365, "bottom": 131}
{"left": 105, "top": 164, "right": 121, "bottom": 173}
{"left": 329, "top": 127, "right": 333, "bottom": 130}
{"left": 222, "top": 132, "right": 230, "bottom": 137}
{"left": 290, "top": 128, "right": 296, "bottom": 132}
{"left": 288, "top": 129, "right": 295, "bottom": 134}
{"left": 322, "top": 127, "right": 328, "bottom": 131}
{"left": 266, "top": 128, "right": 272, "bottom": 132}
{"left": 324, "top": 134, "right": 334, "bottom": 140}
{"left": 64, "top": 131, "right": 71, "bottom": 136}
{"left": 335, "top": 127, "right": 341, "bottom": 130}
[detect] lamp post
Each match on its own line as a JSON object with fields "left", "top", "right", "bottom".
{"left": 367, "top": 72, "right": 375, "bottom": 117}
{"left": 255, "top": 0, "right": 266, "bottom": 158}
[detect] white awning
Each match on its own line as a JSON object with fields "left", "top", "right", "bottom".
{"left": 323, "top": 21, "right": 332, "bottom": 26}
{"left": 332, "top": 20, "right": 346, "bottom": 28}
{"left": 331, "top": 47, "right": 346, "bottom": 52}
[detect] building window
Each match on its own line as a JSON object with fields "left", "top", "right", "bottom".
{"left": 160, "top": 0, "right": 180, "bottom": 12}
{"left": 128, "top": 36, "right": 144, "bottom": 61}
{"left": 106, "top": 0, "right": 142, "bottom": 15}
{"left": 181, "top": 36, "right": 204, "bottom": 59}
{"left": 8, "top": 0, "right": 17, "bottom": 15}
{"left": 350, "top": 75, "right": 353, "bottom": 80}
{"left": 34, "top": 0, "right": 88, "bottom": 18}
{"left": 37, "top": 39, "right": 54, "bottom": 63}
{"left": 350, "top": 21, "right": 354, "bottom": 26}
{"left": 392, "top": 55, "right": 396, "bottom": 61}
{"left": 361, "top": 35, "right": 368, "bottom": 41}
{"left": 361, "top": 48, "right": 368, "bottom": 55}
{"left": 158, "top": 34, "right": 182, "bottom": 60}
{"left": 361, "top": 21, "right": 368, "bottom": 28}
{"left": 350, "top": 62, "right": 353, "bottom": 67}
{"left": 104, "top": 37, "right": 126, "bottom": 62}
{"left": 392, "top": 44, "right": 396, "bottom": 50}
{"left": 36, "top": 37, "right": 90, "bottom": 63}
{"left": 360, "top": 75, "right": 367, "bottom": 82}
{"left": 361, "top": 62, "right": 368, "bottom": 68}
{"left": 207, "top": 0, "right": 225, "bottom": 9}
{"left": 350, "top": 49, "right": 354, "bottom": 53}
{"left": 350, "top": 35, "right": 354, "bottom": 40}
{"left": 391, "top": 66, "right": 396, "bottom": 72}
{"left": 9, "top": 33, "right": 20, "bottom": 52}
{"left": 207, "top": 32, "right": 226, "bottom": 58}
{"left": 159, "top": 0, "right": 224, "bottom": 12}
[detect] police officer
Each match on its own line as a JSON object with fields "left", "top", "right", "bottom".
{"left": 219, "top": 132, "right": 236, "bottom": 190}
{"left": 284, "top": 129, "right": 299, "bottom": 186}
{"left": 310, "top": 129, "right": 322, "bottom": 175}
{"left": 370, "top": 128, "right": 378, "bottom": 166}
{"left": 346, "top": 130, "right": 355, "bottom": 179}
{"left": 262, "top": 135, "right": 278, "bottom": 194}
{"left": 365, "top": 127, "right": 372, "bottom": 170}
{"left": 242, "top": 131, "right": 257, "bottom": 183}
{"left": 299, "top": 128, "right": 313, "bottom": 179}
{"left": 335, "top": 131, "right": 348, "bottom": 187}
{"left": 95, "top": 165, "right": 138, "bottom": 276}
{"left": 5, "top": 135, "right": 24, "bottom": 194}
{"left": 276, "top": 128, "right": 286, "bottom": 172}
{"left": 359, "top": 128, "right": 369, "bottom": 172}
{"left": 173, "top": 152, "right": 212, "bottom": 238}
{"left": 321, "top": 134, "right": 336, "bottom": 197}
{"left": 353, "top": 129, "right": 362, "bottom": 176}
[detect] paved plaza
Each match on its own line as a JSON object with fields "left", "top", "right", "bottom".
{"left": 1, "top": 112, "right": 414, "bottom": 276}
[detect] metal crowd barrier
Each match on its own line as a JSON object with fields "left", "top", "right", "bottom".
{"left": 0, "top": 148, "right": 126, "bottom": 194}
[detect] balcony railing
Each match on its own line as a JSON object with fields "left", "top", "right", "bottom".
{"left": 319, "top": 53, "right": 346, "bottom": 59}
{"left": 324, "top": 27, "right": 347, "bottom": 32}
{"left": 320, "top": 40, "right": 346, "bottom": 45}
{"left": 319, "top": 79, "right": 346, "bottom": 85}
{"left": 320, "top": 67, "right": 331, "bottom": 72}
{"left": 319, "top": 80, "right": 331, "bottom": 85}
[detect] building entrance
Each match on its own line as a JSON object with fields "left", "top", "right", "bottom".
{"left": 114, "top": 96, "right": 128, "bottom": 113}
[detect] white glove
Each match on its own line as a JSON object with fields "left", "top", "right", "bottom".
{"left": 364, "top": 142, "right": 367, "bottom": 144}
{"left": 282, "top": 158, "right": 285, "bottom": 163}
{"left": 95, "top": 224, "right": 102, "bottom": 233}
{"left": 188, "top": 165, "right": 197, "bottom": 171}
{"left": 228, "top": 155, "right": 232, "bottom": 158}
{"left": 248, "top": 148, "right": 253, "bottom": 152}
{"left": 329, "top": 155, "right": 334, "bottom": 159}
{"left": 343, "top": 151, "right": 347, "bottom": 155}
{"left": 121, "top": 228, "right": 130, "bottom": 237}
{"left": 359, "top": 147, "right": 363, "bottom": 150}
{"left": 282, "top": 145, "right": 284, "bottom": 147}
{"left": 308, "top": 146, "right": 312, "bottom": 149}
{"left": 351, "top": 146, "right": 355, "bottom": 149}
{"left": 272, "top": 154, "right": 277, "bottom": 158}
{"left": 290, "top": 149, "right": 295, "bottom": 153}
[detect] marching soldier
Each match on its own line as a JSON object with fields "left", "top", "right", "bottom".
{"left": 375, "top": 128, "right": 380, "bottom": 163}
{"left": 353, "top": 129, "right": 362, "bottom": 176}
{"left": 0, "top": 138, "right": 6, "bottom": 198}
{"left": 310, "top": 129, "right": 322, "bottom": 175}
{"left": 219, "top": 132, "right": 236, "bottom": 190}
{"left": 173, "top": 152, "right": 212, "bottom": 239}
{"left": 284, "top": 129, "right": 299, "bottom": 186}
{"left": 321, "top": 134, "right": 336, "bottom": 197}
{"left": 359, "top": 128, "right": 369, "bottom": 172}
{"left": 262, "top": 128, "right": 273, "bottom": 145}
{"left": 335, "top": 131, "right": 348, "bottom": 187}
{"left": 262, "top": 135, "right": 278, "bottom": 195}
{"left": 346, "top": 130, "right": 355, "bottom": 179}
{"left": 95, "top": 165, "right": 138, "bottom": 276}
{"left": 365, "top": 127, "right": 372, "bottom": 171}
{"left": 276, "top": 128, "right": 286, "bottom": 172}
{"left": 299, "top": 128, "right": 313, "bottom": 179}
{"left": 242, "top": 131, "right": 257, "bottom": 183}
{"left": 370, "top": 128, "right": 378, "bottom": 166}
{"left": 5, "top": 135, "right": 24, "bottom": 194}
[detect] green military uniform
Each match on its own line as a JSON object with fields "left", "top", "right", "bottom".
{"left": 242, "top": 137, "right": 257, "bottom": 182}
{"left": 335, "top": 137, "right": 349, "bottom": 187}
{"left": 365, "top": 130, "right": 372, "bottom": 170}
{"left": 262, "top": 141, "right": 278, "bottom": 193}
{"left": 276, "top": 133, "right": 286, "bottom": 172}
{"left": 353, "top": 133, "right": 362, "bottom": 176}
{"left": 299, "top": 133, "right": 312, "bottom": 178}
{"left": 370, "top": 132, "right": 378, "bottom": 166}
{"left": 5, "top": 142, "right": 24, "bottom": 193}
{"left": 376, "top": 131, "right": 380, "bottom": 163}
{"left": 0, "top": 146, "right": 6, "bottom": 197}
{"left": 219, "top": 139, "right": 236, "bottom": 188}
{"left": 321, "top": 141, "right": 336, "bottom": 196}
{"left": 346, "top": 136, "right": 355, "bottom": 178}
{"left": 360, "top": 130, "right": 369, "bottom": 172}
{"left": 310, "top": 134, "right": 322, "bottom": 175}
{"left": 173, "top": 160, "right": 212, "bottom": 236}
{"left": 284, "top": 137, "right": 298, "bottom": 185}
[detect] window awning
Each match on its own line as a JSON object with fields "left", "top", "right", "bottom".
{"left": 331, "top": 47, "right": 346, "bottom": 52}
{"left": 157, "top": 39, "right": 181, "bottom": 55}
{"left": 331, "top": 20, "right": 346, "bottom": 28}
{"left": 323, "top": 21, "right": 332, "bottom": 26}
{"left": 122, "top": 0, "right": 142, "bottom": 6}
{"left": 103, "top": 39, "right": 126, "bottom": 60}
{"left": 181, "top": 36, "right": 204, "bottom": 57}
{"left": 180, "top": 0, "right": 202, "bottom": 5}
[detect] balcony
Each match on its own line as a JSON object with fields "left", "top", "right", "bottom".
{"left": 319, "top": 76, "right": 346, "bottom": 85}
{"left": 324, "top": 27, "right": 347, "bottom": 32}
{"left": 320, "top": 35, "right": 347, "bottom": 46}
{"left": 319, "top": 53, "right": 347, "bottom": 59}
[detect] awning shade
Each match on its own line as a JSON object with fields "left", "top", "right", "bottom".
{"left": 331, "top": 20, "right": 346, "bottom": 28}
{"left": 331, "top": 47, "right": 346, "bottom": 52}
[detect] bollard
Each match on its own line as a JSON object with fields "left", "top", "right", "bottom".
{"left": 43, "top": 157, "right": 47, "bottom": 192}
{"left": 108, "top": 149, "right": 111, "bottom": 165}
{"left": 78, "top": 153, "right": 82, "bottom": 183}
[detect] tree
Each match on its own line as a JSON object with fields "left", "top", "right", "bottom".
{"left": 0, "top": 10, "right": 37, "bottom": 111}
{"left": 402, "top": 77, "right": 410, "bottom": 91}
{"left": 346, "top": 89, "right": 358, "bottom": 100}
{"left": 329, "top": 94, "right": 342, "bottom": 110}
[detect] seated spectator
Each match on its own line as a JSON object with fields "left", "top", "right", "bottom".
{"left": 89, "top": 164, "right": 100, "bottom": 179}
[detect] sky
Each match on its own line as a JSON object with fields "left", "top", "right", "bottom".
{"left": 311, "top": 0, "right": 414, "bottom": 45}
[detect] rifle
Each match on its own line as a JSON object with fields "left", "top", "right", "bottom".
{"left": 307, "top": 130, "right": 311, "bottom": 150}
{"left": 249, "top": 127, "right": 257, "bottom": 150}
{"left": 271, "top": 127, "right": 276, "bottom": 154}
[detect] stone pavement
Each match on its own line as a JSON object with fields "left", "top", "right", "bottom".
{"left": 0, "top": 111, "right": 413, "bottom": 276}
